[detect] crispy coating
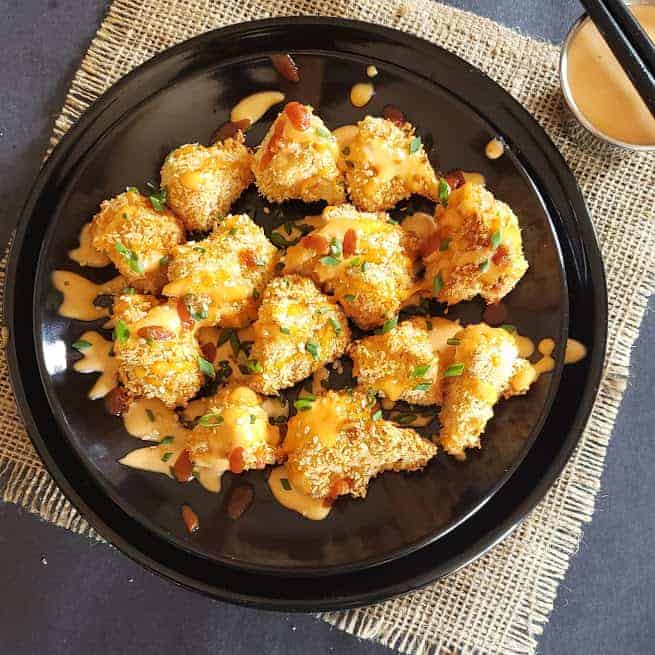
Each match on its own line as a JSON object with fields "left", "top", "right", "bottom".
{"left": 163, "top": 213, "right": 278, "bottom": 328}
{"left": 186, "top": 385, "right": 281, "bottom": 472}
{"left": 90, "top": 189, "right": 185, "bottom": 293}
{"left": 283, "top": 390, "right": 437, "bottom": 500}
{"left": 161, "top": 135, "right": 253, "bottom": 232}
{"left": 438, "top": 323, "right": 533, "bottom": 460}
{"left": 423, "top": 182, "right": 529, "bottom": 305}
{"left": 339, "top": 116, "right": 438, "bottom": 211}
{"left": 113, "top": 296, "right": 203, "bottom": 408}
{"left": 252, "top": 103, "right": 346, "bottom": 204}
{"left": 283, "top": 204, "right": 419, "bottom": 330}
{"left": 248, "top": 275, "right": 350, "bottom": 395}
{"left": 348, "top": 319, "right": 441, "bottom": 405}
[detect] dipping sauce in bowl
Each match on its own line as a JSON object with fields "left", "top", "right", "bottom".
{"left": 561, "top": 2, "right": 655, "bottom": 150}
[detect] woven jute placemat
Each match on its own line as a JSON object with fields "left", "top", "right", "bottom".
{"left": 2, "top": 0, "right": 654, "bottom": 653}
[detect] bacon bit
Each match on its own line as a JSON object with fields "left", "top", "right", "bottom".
{"left": 444, "top": 170, "right": 465, "bottom": 190}
{"left": 229, "top": 447, "right": 245, "bottom": 474}
{"left": 482, "top": 302, "right": 508, "bottom": 326}
{"left": 200, "top": 342, "right": 216, "bottom": 363}
{"left": 260, "top": 117, "right": 287, "bottom": 168}
{"left": 172, "top": 449, "right": 194, "bottom": 482}
{"left": 104, "top": 386, "right": 130, "bottom": 417}
{"left": 137, "top": 325, "right": 174, "bottom": 341}
{"left": 227, "top": 485, "right": 254, "bottom": 519}
{"left": 271, "top": 54, "right": 300, "bottom": 82}
{"left": 176, "top": 297, "right": 194, "bottom": 330}
{"left": 382, "top": 104, "right": 405, "bottom": 126}
{"left": 328, "top": 477, "right": 353, "bottom": 499}
{"left": 211, "top": 118, "right": 251, "bottom": 143}
{"left": 284, "top": 101, "right": 310, "bottom": 131}
{"left": 342, "top": 229, "right": 357, "bottom": 256}
{"left": 181, "top": 504, "right": 200, "bottom": 533}
{"left": 239, "top": 249, "right": 259, "bottom": 268}
{"left": 300, "top": 233, "right": 329, "bottom": 255}
{"left": 492, "top": 245, "right": 508, "bottom": 266}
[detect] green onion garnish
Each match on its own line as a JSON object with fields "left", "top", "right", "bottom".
{"left": 444, "top": 363, "right": 465, "bottom": 377}
{"left": 305, "top": 342, "right": 319, "bottom": 360}
{"left": 280, "top": 477, "right": 292, "bottom": 491}
{"left": 409, "top": 136, "right": 422, "bottom": 154}
{"left": 490, "top": 229, "right": 502, "bottom": 249}
{"left": 72, "top": 339, "right": 92, "bottom": 352}
{"left": 438, "top": 178, "right": 450, "bottom": 206}
{"left": 432, "top": 272, "right": 443, "bottom": 296}
{"left": 198, "top": 412, "right": 224, "bottom": 426}
{"left": 198, "top": 356, "right": 215, "bottom": 378}
{"left": 113, "top": 319, "right": 129, "bottom": 344}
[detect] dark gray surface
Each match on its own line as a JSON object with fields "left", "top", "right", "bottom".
{"left": 1, "top": 1, "right": 653, "bottom": 653}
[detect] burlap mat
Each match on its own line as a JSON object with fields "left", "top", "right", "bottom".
{"left": 2, "top": 0, "right": 654, "bottom": 653}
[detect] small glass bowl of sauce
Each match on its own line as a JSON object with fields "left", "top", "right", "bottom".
{"left": 560, "top": 0, "right": 655, "bottom": 153}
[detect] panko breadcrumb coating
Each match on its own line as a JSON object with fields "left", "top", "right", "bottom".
{"left": 340, "top": 116, "right": 438, "bottom": 211}
{"left": 284, "top": 204, "right": 419, "bottom": 330}
{"left": 252, "top": 102, "right": 346, "bottom": 204}
{"left": 348, "top": 319, "right": 441, "bottom": 405}
{"left": 248, "top": 275, "right": 350, "bottom": 395}
{"left": 422, "top": 182, "right": 528, "bottom": 305}
{"left": 283, "top": 389, "right": 437, "bottom": 500}
{"left": 113, "top": 295, "right": 204, "bottom": 408}
{"left": 90, "top": 188, "right": 184, "bottom": 293}
{"left": 161, "top": 135, "right": 253, "bottom": 232}
{"left": 186, "top": 385, "right": 281, "bottom": 473}
{"left": 163, "top": 213, "right": 278, "bottom": 328}
{"left": 438, "top": 323, "right": 535, "bottom": 460}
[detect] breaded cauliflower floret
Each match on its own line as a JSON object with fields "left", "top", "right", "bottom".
{"left": 422, "top": 182, "right": 529, "bottom": 306}
{"left": 284, "top": 204, "right": 418, "bottom": 330}
{"left": 248, "top": 275, "right": 350, "bottom": 395}
{"left": 161, "top": 135, "right": 253, "bottom": 232}
{"left": 113, "top": 296, "right": 204, "bottom": 408}
{"left": 252, "top": 102, "right": 346, "bottom": 204}
{"left": 282, "top": 390, "right": 437, "bottom": 500}
{"left": 438, "top": 323, "right": 535, "bottom": 460}
{"left": 163, "top": 214, "right": 278, "bottom": 328}
{"left": 348, "top": 319, "right": 441, "bottom": 405}
{"left": 90, "top": 188, "right": 184, "bottom": 293}
{"left": 187, "top": 385, "right": 281, "bottom": 473}
{"left": 340, "top": 116, "right": 438, "bottom": 211}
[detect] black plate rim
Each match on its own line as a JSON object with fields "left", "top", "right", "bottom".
{"left": 4, "top": 16, "right": 607, "bottom": 610}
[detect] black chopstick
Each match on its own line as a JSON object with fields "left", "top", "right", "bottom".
{"left": 578, "top": 0, "right": 655, "bottom": 120}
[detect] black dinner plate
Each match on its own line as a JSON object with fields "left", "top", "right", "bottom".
{"left": 5, "top": 18, "right": 606, "bottom": 608}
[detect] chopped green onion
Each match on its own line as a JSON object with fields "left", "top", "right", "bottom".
{"left": 409, "top": 136, "right": 422, "bottom": 154}
{"left": 250, "top": 414, "right": 257, "bottom": 424}
{"left": 198, "top": 356, "right": 215, "bottom": 379}
{"left": 113, "top": 319, "right": 129, "bottom": 344}
{"left": 438, "top": 178, "right": 450, "bottom": 206}
{"left": 72, "top": 339, "right": 92, "bottom": 352}
{"left": 280, "top": 477, "right": 292, "bottom": 491}
{"left": 447, "top": 337, "right": 461, "bottom": 346}
{"left": 315, "top": 126, "right": 331, "bottom": 138}
{"left": 159, "top": 436, "right": 174, "bottom": 445}
{"left": 279, "top": 326, "right": 291, "bottom": 335}
{"left": 198, "top": 412, "right": 224, "bottom": 426}
{"left": 439, "top": 238, "right": 451, "bottom": 252}
{"left": 148, "top": 186, "right": 168, "bottom": 212}
{"left": 361, "top": 261, "right": 367, "bottom": 272}
{"left": 270, "top": 232, "right": 291, "bottom": 249}
{"left": 242, "top": 359, "right": 262, "bottom": 374}
{"left": 444, "top": 363, "right": 465, "bottom": 377}
{"left": 396, "top": 413, "right": 417, "bottom": 425}
{"left": 305, "top": 342, "right": 319, "bottom": 360}
{"left": 329, "top": 237, "right": 342, "bottom": 257}
{"left": 159, "top": 255, "right": 169, "bottom": 267}
{"left": 319, "top": 255, "right": 340, "bottom": 266}
{"left": 252, "top": 288, "right": 260, "bottom": 299}
{"left": 146, "top": 409, "right": 155, "bottom": 422}
{"left": 161, "top": 452, "right": 173, "bottom": 462}
{"left": 126, "top": 186, "right": 139, "bottom": 193}
{"left": 490, "top": 229, "right": 502, "bottom": 249}
{"left": 381, "top": 315, "right": 398, "bottom": 334}
{"left": 432, "top": 272, "right": 443, "bottom": 296}
{"left": 343, "top": 294, "right": 356, "bottom": 302}
{"left": 114, "top": 240, "right": 144, "bottom": 274}
{"left": 294, "top": 398, "right": 315, "bottom": 411}
{"left": 193, "top": 246, "right": 206, "bottom": 254}
{"left": 347, "top": 257, "right": 362, "bottom": 268}
{"left": 122, "top": 286, "right": 136, "bottom": 295}
{"left": 413, "top": 382, "right": 431, "bottom": 392}
{"left": 328, "top": 317, "right": 342, "bottom": 335}
{"left": 411, "top": 364, "right": 431, "bottom": 378}
{"left": 372, "top": 409, "right": 383, "bottom": 421}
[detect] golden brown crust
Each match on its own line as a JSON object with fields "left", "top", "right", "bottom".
{"left": 161, "top": 136, "right": 253, "bottom": 232}
{"left": 90, "top": 189, "right": 184, "bottom": 293}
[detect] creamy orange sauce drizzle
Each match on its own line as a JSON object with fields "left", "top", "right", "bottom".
{"left": 268, "top": 465, "right": 331, "bottom": 520}
{"left": 565, "top": 338, "right": 587, "bottom": 364}
{"left": 366, "top": 65, "right": 378, "bottom": 78}
{"left": 69, "top": 223, "right": 111, "bottom": 268}
{"left": 333, "top": 124, "right": 358, "bottom": 151}
{"left": 350, "top": 82, "right": 375, "bottom": 108}
{"left": 72, "top": 331, "right": 118, "bottom": 399}
{"left": 565, "top": 5, "right": 655, "bottom": 145}
{"left": 230, "top": 91, "right": 285, "bottom": 126}
{"left": 515, "top": 334, "right": 535, "bottom": 359}
{"left": 485, "top": 138, "right": 504, "bottom": 160}
{"left": 52, "top": 271, "right": 125, "bottom": 322}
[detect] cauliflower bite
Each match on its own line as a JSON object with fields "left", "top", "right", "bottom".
{"left": 340, "top": 116, "right": 438, "bottom": 211}
{"left": 163, "top": 213, "right": 278, "bottom": 328}
{"left": 113, "top": 294, "right": 204, "bottom": 408}
{"left": 90, "top": 188, "right": 185, "bottom": 293}
{"left": 283, "top": 204, "right": 418, "bottom": 330}
{"left": 438, "top": 323, "right": 535, "bottom": 460}
{"left": 422, "top": 182, "right": 528, "bottom": 305}
{"left": 348, "top": 319, "right": 440, "bottom": 405}
{"left": 248, "top": 275, "right": 350, "bottom": 395}
{"left": 186, "top": 385, "right": 281, "bottom": 473}
{"left": 160, "top": 135, "right": 253, "bottom": 232}
{"left": 251, "top": 102, "right": 346, "bottom": 204}
{"left": 282, "top": 390, "right": 437, "bottom": 500}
